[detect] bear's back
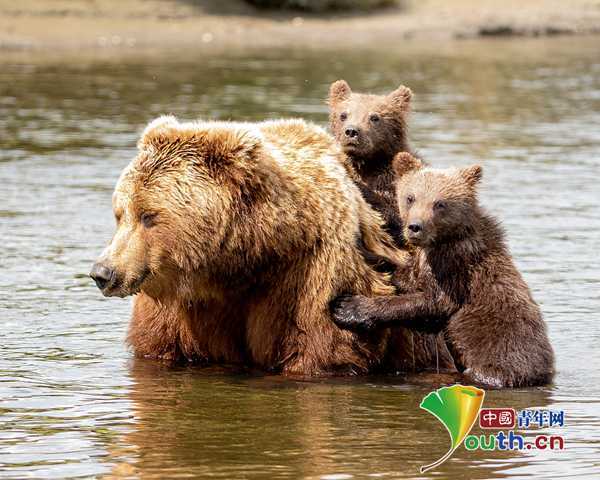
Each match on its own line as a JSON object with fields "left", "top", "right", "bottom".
{"left": 258, "top": 119, "right": 338, "bottom": 172}
{"left": 256, "top": 119, "right": 361, "bottom": 214}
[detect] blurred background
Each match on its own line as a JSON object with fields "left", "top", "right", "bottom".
{"left": 1, "top": 1, "right": 599, "bottom": 479}
{"left": 2, "top": 0, "right": 600, "bottom": 50}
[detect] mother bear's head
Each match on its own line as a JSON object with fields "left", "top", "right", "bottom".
{"left": 90, "top": 115, "right": 265, "bottom": 300}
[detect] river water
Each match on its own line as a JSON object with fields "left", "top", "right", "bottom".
{"left": 1, "top": 37, "right": 599, "bottom": 478}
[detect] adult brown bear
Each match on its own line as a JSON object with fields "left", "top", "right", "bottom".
{"left": 90, "top": 115, "right": 419, "bottom": 375}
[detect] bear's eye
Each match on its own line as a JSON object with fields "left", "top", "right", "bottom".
{"left": 434, "top": 200, "right": 447, "bottom": 211}
{"left": 340, "top": 112, "right": 348, "bottom": 121}
{"left": 140, "top": 212, "right": 157, "bottom": 228}
{"left": 406, "top": 194, "right": 415, "bottom": 205}
{"left": 369, "top": 113, "right": 380, "bottom": 123}
{"left": 114, "top": 212, "right": 122, "bottom": 224}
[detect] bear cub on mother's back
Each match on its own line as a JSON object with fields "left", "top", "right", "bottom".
{"left": 328, "top": 80, "right": 412, "bottom": 248}
{"left": 333, "top": 153, "right": 555, "bottom": 387}
{"left": 328, "top": 81, "right": 455, "bottom": 373}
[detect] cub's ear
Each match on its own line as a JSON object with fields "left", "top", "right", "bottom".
{"left": 460, "top": 164, "right": 483, "bottom": 189}
{"left": 328, "top": 80, "right": 352, "bottom": 105}
{"left": 386, "top": 85, "right": 412, "bottom": 112}
{"left": 392, "top": 152, "right": 423, "bottom": 178}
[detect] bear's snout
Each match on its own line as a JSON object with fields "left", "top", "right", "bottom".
{"left": 344, "top": 126, "right": 360, "bottom": 139}
{"left": 90, "top": 262, "right": 116, "bottom": 293}
{"left": 407, "top": 222, "right": 423, "bottom": 233}
{"left": 406, "top": 220, "right": 426, "bottom": 244}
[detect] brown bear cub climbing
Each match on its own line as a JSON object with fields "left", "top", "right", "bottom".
{"left": 328, "top": 80, "right": 455, "bottom": 373}
{"left": 332, "top": 153, "right": 555, "bottom": 387}
{"left": 328, "top": 80, "right": 412, "bottom": 248}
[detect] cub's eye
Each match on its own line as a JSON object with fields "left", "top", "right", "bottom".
{"left": 369, "top": 113, "right": 380, "bottom": 123}
{"left": 340, "top": 112, "right": 348, "bottom": 121}
{"left": 115, "top": 213, "right": 122, "bottom": 224}
{"left": 434, "top": 200, "right": 447, "bottom": 211}
{"left": 406, "top": 194, "right": 415, "bottom": 205}
{"left": 140, "top": 212, "right": 157, "bottom": 228}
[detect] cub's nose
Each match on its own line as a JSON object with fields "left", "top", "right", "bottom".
{"left": 90, "top": 263, "right": 114, "bottom": 290}
{"left": 408, "top": 223, "right": 423, "bottom": 233}
{"left": 344, "top": 127, "right": 359, "bottom": 138}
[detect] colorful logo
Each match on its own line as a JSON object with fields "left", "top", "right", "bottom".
{"left": 419, "top": 384, "right": 485, "bottom": 473}
{"left": 419, "top": 385, "right": 566, "bottom": 473}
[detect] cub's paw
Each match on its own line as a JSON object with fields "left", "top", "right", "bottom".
{"left": 330, "top": 295, "right": 377, "bottom": 333}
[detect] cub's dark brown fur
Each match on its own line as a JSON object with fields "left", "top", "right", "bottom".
{"left": 332, "top": 153, "right": 555, "bottom": 387}
{"left": 328, "top": 80, "right": 412, "bottom": 247}
{"left": 328, "top": 81, "right": 454, "bottom": 373}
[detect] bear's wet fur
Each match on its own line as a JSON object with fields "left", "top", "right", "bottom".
{"left": 92, "top": 115, "right": 425, "bottom": 376}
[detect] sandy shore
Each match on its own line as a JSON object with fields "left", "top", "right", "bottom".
{"left": 1, "top": 0, "right": 600, "bottom": 52}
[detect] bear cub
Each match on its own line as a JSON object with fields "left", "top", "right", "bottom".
{"left": 332, "top": 153, "right": 555, "bottom": 388}
{"left": 329, "top": 81, "right": 455, "bottom": 372}
{"left": 328, "top": 80, "right": 413, "bottom": 248}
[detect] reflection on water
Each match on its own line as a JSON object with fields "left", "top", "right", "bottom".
{"left": 1, "top": 37, "right": 599, "bottom": 478}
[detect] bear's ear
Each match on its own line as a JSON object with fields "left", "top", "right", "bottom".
{"left": 138, "top": 118, "right": 261, "bottom": 182}
{"left": 392, "top": 152, "right": 423, "bottom": 178}
{"left": 386, "top": 85, "right": 412, "bottom": 113}
{"left": 193, "top": 127, "right": 263, "bottom": 184}
{"left": 197, "top": 127, "right": 261, "bottom": 173}
{"left": 138, "top": 115, "right": 179, "bottom": 151}
{"left": 460, "top": 164, "right": 483, "bottom": 190}
{"left": 328, "top": 80, "right": 352, "bottom": 105}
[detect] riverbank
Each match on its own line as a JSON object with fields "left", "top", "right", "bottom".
{"left": 1, "top": 0, "right": 600, "bottom": 52}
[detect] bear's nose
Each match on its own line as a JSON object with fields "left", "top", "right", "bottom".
{"left": 90, "top": 263, "right": 115, "bottom": 290}
{"left": 344, "top": 127, "right": 359, "bottom": 138}
{"left": 408, "top": 223, "right": 423, "bottom": 233}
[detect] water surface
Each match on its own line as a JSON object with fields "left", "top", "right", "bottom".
{"left": 1, "top": 37, "right": 599, "bottom": 478}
